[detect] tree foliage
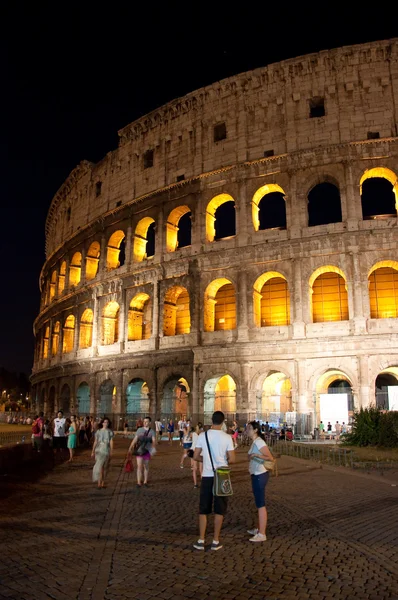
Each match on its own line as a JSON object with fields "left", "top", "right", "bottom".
{"left": 343, "top": 406, "right": 398, "bottom": 447}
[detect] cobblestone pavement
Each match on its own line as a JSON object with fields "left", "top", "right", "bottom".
{"left": 0, "top": 438, "right": 397, "bottom": 600}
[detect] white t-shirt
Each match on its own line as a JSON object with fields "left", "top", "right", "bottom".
{"left": 248, "top": 438, "right": 268, "bottom": 475}
{"left": 53, "top": 417, "right": 66, "bottom": 437}
{"left": 191, "top": 431, "right": 199, "bottom": 450}
{"left": 195, "top": 429, "right": 234, "bottom": 477}
{"left": 155, "top": 421, "right": 162, "bottom": 432}
{"left": 178, "top": 420, "right": 186, "bottom": 431}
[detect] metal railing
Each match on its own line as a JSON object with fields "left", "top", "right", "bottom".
{"left": 0, "top": 432, "right": 29, "bottom": 447}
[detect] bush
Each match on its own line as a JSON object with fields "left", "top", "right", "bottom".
{"left": 343, "top": 406, "right": 398, "bottom": 447}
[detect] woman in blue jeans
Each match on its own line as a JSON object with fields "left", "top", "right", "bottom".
{"left": 247, "top": 420, "right": 275, "bottom": 542}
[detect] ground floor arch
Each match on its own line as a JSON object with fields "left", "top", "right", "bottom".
{"left": 315, "top": 369, "right": 354, "bottom": 429}
{"left": 99, "top": 379, "right": 116, "bottom": 416}
{"left": 59, "top": 384, "right": 70, "bottom": 413}
{"left": 203, "top": 374, "right": 236, "bottom": 423}
{"left": 162, "top": 377, "right": 190, "bottom": 417}
{"left": 256, "top": 371, "right": 292, "bottom": 426}
{"left": 375, "top": 367, "right": 398, "bottom": 410}
{"left": 47, "top": 386, "right": 55, "bottom": 415}
{"left": 77, "top": 382, "right": 90, "bottom": 415}
{"left": 125, "top": 379, "right": 150, "bottom": 415}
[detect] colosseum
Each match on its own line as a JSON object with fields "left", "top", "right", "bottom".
{"left": 32, "top": 38, "right": 398, "bottom": 433}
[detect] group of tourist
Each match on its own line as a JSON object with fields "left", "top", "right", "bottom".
{"left": 31, "top": 411, "right": 96, "bottom": 461}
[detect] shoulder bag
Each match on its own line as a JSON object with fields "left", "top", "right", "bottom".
{"left": 133, "top": 428, "right": 151, "bottom": 456}
{"left": 205, "top": 431, "right": 233, "bottom": 497}
{"left": 251, "top": 439, "right": 276, "bottom": 471}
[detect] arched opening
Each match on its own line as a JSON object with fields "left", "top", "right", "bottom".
{"left": 308, "top": 182, "right": 342, "bottom": 226}
{"left": 206, "top": 194, "right": 235, "bottom": 242}
{"left": 77, "top": 382, "right": 90, "bottom": 414}
{"left": 128, "top": 293, "right": 152, "bottom": 341}
{"left": 126, "top": 379, "right": 150, "bottom": 415}
{"left": 134, "top": 217, "right": 156, "bottom": 262}
{"left": 51, "top": 321, "right": 60, "bottom": 356}
{"left": 252, "top": 184, "right": 285, "bottom": 231}
{"left": 204, "top": 374, "right": 236, "bottom": 422}
{"left": 162, "top": 377, "right": 190, "bottom": 417}
{"left": 166, "top": 206, "right": 192, "bottom": 252}
{"left": 163, "top": 286, "right": 191, "bottom": 336}
{"left": 86, "top": 241, "right": 100, "bottom": 280}
{"left": 204, "top": 278, "right": 236, "bottom": 332}
{"left": 49, "top": 271, "right": 57, "bottom": 302}
{"left": 99, "top": 379, "right": 115, "bottom": 416}
{"left": 316, "top": 370, "right": 354, "bottom": 428}
{"left": 62, "top": 315, "right": 75, "bottom": 353}
{"left": 43, "top": 325, "right": 49, "bottom": 359}
{"left": 102, "top": 301, "right": 119, "bottom": 345}
{"left": 310, "top": 267, "right": 349, "bottom": 322}
{"left": 60, "top": 384, "right": 70, "bottom": 413}
{"left": 79, "top": 308, "right": 93, "bottom": 349}
{"left": 58, "top": 261, "right": 66, "bottom": 295}
{"left": 257, "top": 372, "right": 292, "bottom": 425}
{"left": 106, "top": 230, "right": 125, "bottom": 270}
{"left": 375, "top": 368, "right": 398, "bottom": 410}
{"left": 47, "top": 386, "right": 55, "bottom": 415}
{"left": 69, "top": 252, "right": 82, "bottom": 287}
{"left": 253, "top": 272, "right": 290, "bottom": 327}
{"left": 368, "top": 262, "right": 398, "bottom": 319}
{"left": 360, "top": 168, "right": 398, "bottom": 220}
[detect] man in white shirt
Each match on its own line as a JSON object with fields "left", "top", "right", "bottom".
{"left": 178, "top": 417, "right": 186, "bottom": 446}
{"left": 53, "top": 410, "right": 67, "bottom": 454}
{"left": 155, "top": 418, "right": 163, "bottom": 442}
{"left": 193, "top": 411, "right": 235, "bottom": 551}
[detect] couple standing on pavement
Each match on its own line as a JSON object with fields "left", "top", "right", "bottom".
{"left": 193, "top": 411, "right": 275, "bottom": 551}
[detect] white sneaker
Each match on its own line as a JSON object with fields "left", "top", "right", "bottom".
{"left": 249, "top": 533, "right": 267, "bottom": 542}
{"left": 247, "top": 528, "right": 258, "bottom": 536}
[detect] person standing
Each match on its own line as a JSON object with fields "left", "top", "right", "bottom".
{"left": 319, "top": 421, "right": 325, "bottom": 435}
{"left": 327, "top": 421, "right": 332, "bottom": 433}
{"left": 178, "top": 416, "right": 186, "bottom": 446}
{"left": 180, "top": 424, "right": 193, "bottom": 468}
{"left": 78, "top": 417, "right": 86, "bottom": 446}
{"left": 155, "top": 418, "right": 163, "bottom": 442}
{"left": 193, "top": 411, "right": 235, "bottom": 551}
{"left": 128, "top": 416, "right": 156, "bottom": 487}
{"left": 92, "top": 418, "right": 114, "bottom": 488}
{"left": 32, "top": 412, "right": 44, "bottom": 452}
{"left": 334, "top": 421, "right": 341, "bottom": 440}
{"left": 167, "top": 419, "right": 175, "bottom": 444}
{"left": 191, "top": 423, "right": 203, "bottom": 488}
{"left": 67, "top": 415, "right": 77, "bottom": 462}
{"left": 246, "top": 420, "right": 275, "bottom": 542}
{"left": 53, "top": 410, "right": 67, "bottom": 456}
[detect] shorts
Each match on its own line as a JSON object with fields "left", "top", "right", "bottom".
{"left": 251, "top": 472, "right": 269, "bottom": 509}
{"left": 199, "top": 477, "right": 228, "bottom": 516}
{"left": 53, "top": 437, "right": 67, "bottom": 450}
{"left": 183, "top": 442, "right": 192, "bottom": 449}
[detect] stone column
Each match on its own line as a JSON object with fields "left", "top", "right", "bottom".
{"left": 236, "top": 180, "right": 248, "bottom": 248}
{"left": 152, "top": 279, "right": 160, "bottom": 349}
{"left": 344, "top": 161, "right": 361, "bottom": 228}
{"left": 154, "top": 211, "right": 164, "bottom": 263}
{"left": 80, "top": 246, "right": 87, "bottom": 285}
{"left": 99, "top": 234, "right": 107, "bottom": 274}
{"left": 237, "top": 269, "right": 249, "bottom": 341}
{"left": 89, "top": 374, "right": 97, "bottom": 416}
{"left": 295, "top": 359, "right": 310, "bottom": 433}
{"left": 114, "top": 371, "right": 124, "bottom": 423}
{"left": 351, "top": 251, "right": 367, "bottom": 335}
{"left": 292, "top": 259, "right": 306, "bottom": 338}
{"left": 73, "top": 309, "right": 80, "bottom": 355}
{"left": 239, "top": 362, "right": 251, "bottom": 420}
{"left": 359, "top": 355, "right": 371, "bottom": 408}
{"left": 118, "top": 289, "right": 126, "bottom": 350}
{"left": 191, "top": 363, "right": 200, "bottom": 421}
{"left": 91, "top": 291, "right": 100, "bottom": 352}
{"left": 125, "top": 225, "right": 133, "bottom": 270}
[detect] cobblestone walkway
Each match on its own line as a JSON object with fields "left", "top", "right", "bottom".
{"left": 0, "top": 439, "right": 397, "bottom": 600}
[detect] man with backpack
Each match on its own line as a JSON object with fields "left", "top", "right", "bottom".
{"left": 32, "top": 412, "right": 44, "bottom": 452}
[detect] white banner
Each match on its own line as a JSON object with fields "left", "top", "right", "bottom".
{"left": 387, "top": 386, "right": 398, "bottom": 411}
{"left": 319, "top": 394, "right": 349, "bottom": 429}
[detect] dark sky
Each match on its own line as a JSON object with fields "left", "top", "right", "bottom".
{"left": 3, "top": 3, "right": 397, "bottom": 376}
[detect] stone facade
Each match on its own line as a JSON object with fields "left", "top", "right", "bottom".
{"left": 32, "top": 39, "right": 398, "bottom": 430}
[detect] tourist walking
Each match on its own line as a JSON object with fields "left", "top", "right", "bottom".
{"left": 193, "top": 411, "right": 235, "bottom": 551}
{"left": 167, "top": 419, "right": 175, "bottom": 444}
{"left": 128, "top": 416, "right": 156, "bottom": 487}
{"left": 231, "top": 419, "right": 239, "bottom": 449}
{"left": 92, "top": 418, "right": 114, "bottom": 488}
{"left": 178, "top": 416, "right": 186, "bottom": 446}
{"left": 32, "top": 412, "right": 44, "bottom": 452}
{"left": 67, "top": 415, "right": 77, "bottom": 462}
{"left": 180, "top": 423, "right": 193, "bottom": 468}
{"left": 53, "top": 410, "right": 67, "bottom": 456}
{"left": 191, "top": 423, "right": 203, "bottom": 488}
{"left": 246, "top": 420, "right": 275, "bottom": 542}
{"left": 155, "top": 417, "right": 163, "bottom": 442}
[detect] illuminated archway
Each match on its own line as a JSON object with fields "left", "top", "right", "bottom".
{"left": 107, "top": 231, "right": 125, "bottom": 270}
{"left": 204, "top": 278, "right": 236, "bottom": 332}
{"left": 360, "top": 167, "right": 398, "bottom": 219}
{"left": 126, "top": 379, "right": 150, "bottom": 414}
{"left": 258, "top": 372, "right": 292, "bottom": 423}
{"left": 86, "top": 241, "right": 100, "bottom": 280}
{"left": 51, "top": 321, "right": 60, "bottom": 356}
{"left": 253, "top": 272, "right": 290, "bottom": 327}
{"left": 166, "top": 206, "right": 191, "bottom": 252}
{"left": 309, "top": 266, "right": 348, "bottom": 323}
{"left": 252, "top": 184, "right": 286, "bottom": 231}
{"left": 315, "top": 370, "right": 354, "bottom": 427}
{"left": 62, "top": 315, "right": 75, "bottom": 353}
{"left": 163, "top": 286, "right": 191, "bottom": 336}
{"left": 99, "top": 379, "right": 115, "bottom": 415}
{"left": 375, "top": 367, "right": 398, "bottom": 410}
{"left": 368, "top": 261, "right": 398, "bottom": 319}
{"left": 79, "top": 308, "right": 93, "bottom": 349}
{"left": 58, "top": 261, "right": 66, "bottom": 294}
{"left": 49, "top": 271, "right": 57, "bottom": 302}
{"left": 128, "top": 293, "right": 152, "bottom": 341}
{"left": 206, "top": 194, "right": 235, "bottom": 242}
{"left": 133, "top": 217, "right": 155, "bottom": 262}
{"left": 204, "top": 374, "right": 236, "bottom": 420}
{"left": 43, "top": 325, "right": 50, "bottom": 359}
{"left": 162, "top": 377, "right": 190, "bottom": 416}
{"left": 77, "top": 382, "right": 90, "bottom": 414}
{"left": 69, "top": 252, "right": 82, "bottom": 287}
{"left": 102, "top": 301, "right": 119, "bottom": 345}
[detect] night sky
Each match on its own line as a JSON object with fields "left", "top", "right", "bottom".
{"left": 3, "top": 3, "right": 396, "bottom": 376}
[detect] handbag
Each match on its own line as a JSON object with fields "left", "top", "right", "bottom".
{"left": 133, "top": 428, "right": 151, "bottom": 456}
{"left": 205, "top": 431, "right": 233, "bottom": 497}
{"left": 251, "top": 440, "right": 276, "bottom": 472}
{"left": 124, "top": 454, "right": 134, "bottom": 472}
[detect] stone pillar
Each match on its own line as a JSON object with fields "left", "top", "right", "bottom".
{"left": 99, "top": 235, "right": 107, "bottom": 274}
{"left": 73, "top": 309, "right": 80, "bottom": 355}
{"left": 292, "top": 259, "right": 306, "bottom": 338}
{"left": 89, "top": 374, "right": 97, "bottom": 416}
{"left": 239, "top": 362, "right": 251, "bottom": 419}
{"left": 125, "top": 225, "right": 133, "bottom": 270}
{"left": 191, "top": 364, "right": 200, "bottom": 421}
{"left": 344, "top": 161, "right": 361, "bottom": 228}
{"left": 154, "top": 211, "right": 164, "bottom": 263}
{"left": 118, "top": 290, "right": 126, "bottom": 349}
{"left": 152, "top": 279, "right": 160, "bottom": 349}
{"left": 351, "top": 251, "right": 367, "bottom": 335}
{"left": 237, "top": 269, "right": 249, "bottom": 341}
{"left": 91, "top": 292, "right": 100, "bottom": 352}
{"left": 80, "top": 246, "right": 87, "bottom": 285}
{"left": 236, "top": 180, "right": 248, "bottom": 247}
{"left": 288, "top": 171, "right": 303, "bottom": 238}
{"left": 114, "top": 371, "right": 124, "bottom": 422}
{"left": 295, "top": 359, "right": 310, "bottom": 433}
{"left": 359, "top": 355, "right": 371, "bottom": 408}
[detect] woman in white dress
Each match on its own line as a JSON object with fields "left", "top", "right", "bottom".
{"left": 91, "top": 418, "right": 114, "bottom": 488}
